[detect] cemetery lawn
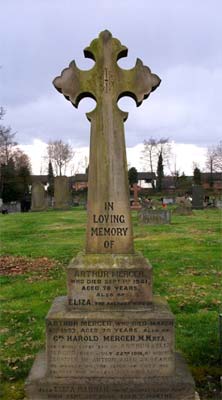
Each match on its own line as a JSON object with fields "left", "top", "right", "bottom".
{"left": 0, "top": 208, "right": 221, "bottom": 399}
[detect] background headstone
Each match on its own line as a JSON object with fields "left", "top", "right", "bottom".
{"left": 54, "top": 176, "right": 70, "bottom": 210}
{"left": 215, "top": 199, "right": 222, "bottom": 209}
{"left": 131, "top": 183, "right": 142, "bottom": 210}
{"left": 192, "top": 185, "right": 204, "bottom": 210}
{"left": 163, "top": 197, "right": 174, "bottom": 205}
{"left": 139, "top": 208, "right": 171, "bottom": 224}
{"left": 175, "top": 195, "right": 192, "bottom": 215}
{"left": 31, "top": 182, "right": 47, "bottom": 211}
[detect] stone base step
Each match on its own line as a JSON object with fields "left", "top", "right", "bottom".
{"left": 26, "top": 351, "right": 196, "bottom": 400}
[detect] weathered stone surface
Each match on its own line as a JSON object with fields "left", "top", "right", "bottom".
{"left": 53, "top": 30, "right": 160, "bottom": 255}
{"left": 131, "top": 183, "right": 142, "bottom": 210}
{"left": 192, "top": 185, "right": 204, "bottom": 210}
{"left": 67, "top": 253, "right": 152, "bottom": 308}
{"left": 139, "top": 209, "right": 171, "bottom": 224}
{"left": 31, "top": 182, "right": 47, "bottom": 211}
{"left": 175, "top": 196, "right": 192, "bottom": 207}
{"left": 45, "top": 296, "right": 174, "bottom": 378}
{"left": 173, "top": 206, "right": 193, "bottom": 216}
{"left": 54, "top": 176, "right": 70, "bottom": 210}
{"left": 26, "top": 351, "right": 196, "bottom": 400}
{"left": 26, "top": 30, "right": 197, "bottom": 400}
{"left": 215, "top": 199, "right": 222, "bottom": 209}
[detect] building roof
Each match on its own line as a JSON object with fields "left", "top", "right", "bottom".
{"left": 31, "top": 172, "right": 156, "bottom": 184}
{"left": 73, "top": 173, "right": 88, "bottom": 182}
{"left": 137, "top": 172, "right": 156, "bottom": 181}
{"left": 31, "top": 175, "right": 48, "bottom": 184}
{"left": 202, "top": 172, "right": 222, "bottom": 182}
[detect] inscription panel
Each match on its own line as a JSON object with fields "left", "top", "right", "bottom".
{"left": 88, "top": 202, "right": 130, "bottom": 252}
{"left": 46, "top": 317, "right": 174, "bottom": 378}
{"left": 26, "top": 351, "right": 195, "bottom": 400}
{"left": 67, "top": 267, "right": 152, "bottom": 307}
{"left": 33, "top": 383, "right": 193, "bottom": 400}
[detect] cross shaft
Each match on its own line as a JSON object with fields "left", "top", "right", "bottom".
{"left": 53, "top": 30, "right": 160, "bottom": 254}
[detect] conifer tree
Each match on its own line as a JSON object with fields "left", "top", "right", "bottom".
{"left": 47, "top": 161, "right": 54, "bottom": 197}
{"left": 193, "top": 167, "right": 201, "bottom": 185}
{"left": 128, "top": 167, "right": 138, "bottom": 186}
{"left": 156, "top": 152, "right": 164, "bottom": 192}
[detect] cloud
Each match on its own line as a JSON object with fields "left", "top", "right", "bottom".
{"left": 20, "top": 138, "right": 207, "bottom": 177}
{"left": 1, "top": 0, "right": 222, "bottom": 149}
{"left": 5, "top": 63, "right": 222, "bottom": 148}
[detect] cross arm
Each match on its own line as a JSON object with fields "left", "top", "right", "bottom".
{"left": 53, "top": 61, "right": 96, "bottom": 108}
{"left": 117, "top": 58, "right": 161, "bottom": 107}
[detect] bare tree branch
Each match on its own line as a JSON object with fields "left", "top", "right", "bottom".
{"left": 47, "top": 140, "right": 73, "bottom": 176}
{"left": 206, "top": 141, "right": 222, "bottom": 172}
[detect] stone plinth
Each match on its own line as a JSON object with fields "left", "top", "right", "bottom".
{"left": 26, "top": 30, "right": 197, "bottom": 400}
{"left": 67, "top": 253, "right": 152, "bottom": 309}
{"left": 46, "top": 296, "right": 174, "bottom": 378}
{"left": 26, "top": 351, "right": 196, "bottom": 400}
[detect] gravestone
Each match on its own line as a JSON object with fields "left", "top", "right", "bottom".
{"left": 163, "top": 197, "right": 174, "bottom": 205}
{"left": 215, "top": 199, "right": 222, "bottom": 209}
{"left": 26, "top": 31, "right": 196, "bottom": 400}
{"left": 31, "top": 182, "right": 47, "bottom": 211}
{"left": 174, "top": 206, "right": 193, "bottom": 216}
{"left": 175, "top": 196, "right": 192, "bottom": 215}
{"left": 54, "top": 176, "right": 70, "bottom": 209}
{"left": 192, "top": 185, "right": 204, "bottom": 210}
{"left": 139, "top": 208, "right": 171, "bottom": 224}
{"left": 2, "top": 201, "right": 21, "bottom": 213}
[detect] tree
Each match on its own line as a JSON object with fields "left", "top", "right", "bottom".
{"left": 128, "top": 167, "right": 138, "bottom": 186}
{"left": 0, "top": 110, "right": 31, "bottom": 202}
{"left": 214, "top": 141, "right": 222, "bottom": 171}
{"left": 176, "top": 172, "right": 191, "bottom": 191}
{"left": 13, "top": 149, "right": 31, "bottom": 171}
{"left": 15, "top": 150, "right": 32, "bottom": 200}
{"left": 156, "top": 151, "right": 164, "bottom": 191}
{"left": 0, "top": 121, "right": 17, "bottom": 165}
{"left": 0, "top": 107, "right": 5, "bottom": 120}
{"left": 206, "top": 141, "right": 222, "bottom": 174}
{"left": 157, "top": 138, "right": 171, "bottom": 167}
{"left": 141, "top": 137, "right": 171, "bottom": 188}
{"left": 47, "top": 161, "right": 54, "bottom": 197}
{"left": 206, "top": 147, "right": 214, "bottom": 187}
{"left": 1, "top": 159, "right": 18, "bottom": 202}
{"left": 193, "top": 167, "right": 201, "bottom": 185}
{"left": 1, "top": 149, "right": 31, "bottom": 202}
{"left": 47, "top": 140, "right": 73, "bottom": 176}
{"left": 141, "top": 138, "right": 157, "bottom": 188}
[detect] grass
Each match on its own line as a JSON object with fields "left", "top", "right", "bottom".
{"left": 0, "top": 207, "right": 222, "bottom": 399}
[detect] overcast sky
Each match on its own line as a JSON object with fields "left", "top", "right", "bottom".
{"left": 1, "top": 0, "right": 221, "bottom": 173}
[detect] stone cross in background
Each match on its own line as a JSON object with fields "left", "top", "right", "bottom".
{"left": 53, "top": 30, "right": 160, "bottom": 253}
{"left": 131, "top": 183, "right": 142, "bottom": 210}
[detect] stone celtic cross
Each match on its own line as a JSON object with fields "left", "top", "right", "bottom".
{"left": 53, "top": 30, "right": 160, "bottom": 254}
